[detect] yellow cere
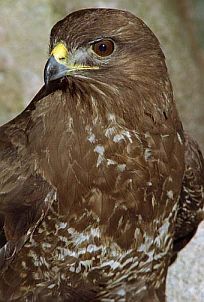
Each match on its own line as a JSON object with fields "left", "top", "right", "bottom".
{"left": 51, "top": 43, "right": 68, "bottom": 62}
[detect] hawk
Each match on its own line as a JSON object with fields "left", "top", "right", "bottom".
{"left": 0, "top": 8, "right": 203, "bottom": 302}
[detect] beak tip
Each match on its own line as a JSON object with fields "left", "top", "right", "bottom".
{"left": 44, "top": 57, "right": 52, "bottom": 86}
{"left": 44, "top": 55, "right": 68, "bottom": 86}
{"left": 44, "top": 74, "right": 49, "bottom": 87}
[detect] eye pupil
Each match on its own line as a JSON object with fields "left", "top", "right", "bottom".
{"left": 92, "top": 39, "right": 114, "bottom": 57}
{"left": 99, "top": 43, "right": 107, "bottom": 52}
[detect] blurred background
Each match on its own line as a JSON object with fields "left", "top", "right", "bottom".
{"left": 0, "top": 0, "right": 203, "bottom": 301}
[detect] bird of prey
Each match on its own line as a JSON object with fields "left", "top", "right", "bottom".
{"left": 0, "top": 8, "right": 203, "bottom": 302}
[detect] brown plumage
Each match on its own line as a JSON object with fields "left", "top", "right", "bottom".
{"left": 172, "top": 133, "right": 204, "bottom": 259}
{"left": 0, "top": 8, "right": 203, "bottom": 302}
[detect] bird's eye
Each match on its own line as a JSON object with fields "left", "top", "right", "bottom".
{"left": 92, "top": 39, "right": 114, "bottom": 57}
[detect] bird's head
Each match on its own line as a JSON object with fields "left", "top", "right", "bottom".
{"left": 44, "top": 8, "right": 169, "bottom": 95}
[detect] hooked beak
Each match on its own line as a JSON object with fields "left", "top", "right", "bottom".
{"left": 44, "top": 55, "right": 69, "bottom": 86}
{"left": 44, "top": 43, "right": 69, "bottom": 86}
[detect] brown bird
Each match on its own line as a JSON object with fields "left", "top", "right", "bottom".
{"left": 0, "top": 8, "right": 203, "bottom": 302}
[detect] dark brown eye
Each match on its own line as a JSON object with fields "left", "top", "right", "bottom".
{"left": 92, "top": 39, "right": 114, "bottom": 57}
